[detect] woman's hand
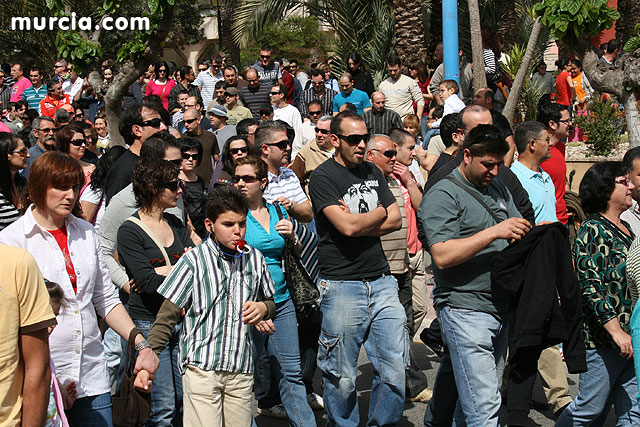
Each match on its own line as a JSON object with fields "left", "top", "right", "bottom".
{"left": 60, "top": 380, "right": 77, "bottom": 409}
{"left": 254, "top": 320, "right": 276, "bottom": 335}
{"left": 604, "top": 318, "right": 634, "bottom": 359}
{"left": 275, "top": 219, "right": 295, "bottom": 240}
{"left": 241, "top": 301, "right": 268, "bottom": 325}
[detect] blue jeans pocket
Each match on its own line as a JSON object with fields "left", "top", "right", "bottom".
{"left": 318, "top": 331, "right": 342, "bottom": 378}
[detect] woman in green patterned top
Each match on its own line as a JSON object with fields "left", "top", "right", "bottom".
{"left": 556, "top": 161, "right": 640, "bottom": 425}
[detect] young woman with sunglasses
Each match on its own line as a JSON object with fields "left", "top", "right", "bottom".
{"left": 57, "top": 124, "right": 96, "bottom": 214}
{"left": 213, "top": 135, "right": 252, "bottom": 187}
{"left": 116, "top": 158, "right": 194, "bottom": 425}
{"left": 179, "top": 137, "right": 207, "bottom": 238}
{"left": 0, "top": 132, "right": 29, "bottom": 231}
{"left": 145, "top": 61, "right": 176, "bottom": 111}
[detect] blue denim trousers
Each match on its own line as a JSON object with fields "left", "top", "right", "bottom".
{"left": 252, "top": 298, "right": 316, "bottom": 426}
{"left": 317, "top": 274, "right": 408, "bottom": 426}
{"left": 133, "top": 319, "right": 183, "bottom": 427}
{"left": 102, "top": 327, "right": 122, "bottom": 392}
{"left": 438, "top": 306, "right": 508, "bottom": 427}
{"left": 556, "top": 347, "right": 640, "bottom": 426}
{"left": 65, "top": 392, "right": 112, "bottom": 427}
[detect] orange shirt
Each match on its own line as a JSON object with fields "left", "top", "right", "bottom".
{"left": 39, "top": 94, "right": 72, "bottom": 118}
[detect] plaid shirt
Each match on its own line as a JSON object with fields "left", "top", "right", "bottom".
{"left": 157, "top": 238, "right": 275, "bottom": 374}
{"left": 299, "top": 87, "right": 337, "bottom": 119}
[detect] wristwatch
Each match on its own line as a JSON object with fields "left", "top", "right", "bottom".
{"left": 135, "top": 338, "right": 151, "bottom": 352}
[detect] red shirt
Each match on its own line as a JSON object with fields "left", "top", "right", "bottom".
{"left": 40, "top": 94, "right": 72, "bottom": 118}
{"left": 540, "top": 141, "right": 568, "bottom": 224}
{"left": 49, "top": 225, "right": 78, "bottom": 294}
{"left": 281, "top": 70, "right": 295, "bottom": 105}
{"left": 555, "top": 71, "right": 572, "bottom": 106}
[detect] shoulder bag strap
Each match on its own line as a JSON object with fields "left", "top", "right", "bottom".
{"left": 126, "top": 216, "right": 170, "bottom": 266}
{"left": 445, "top": 176, "right": 502, "bottom": 224}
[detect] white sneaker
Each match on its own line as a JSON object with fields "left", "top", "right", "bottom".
{"left": 307, "top": 392, "right": 324, "bottom": 410}
{"left": 257, "top": 404, "right": 288, "bottom": 419}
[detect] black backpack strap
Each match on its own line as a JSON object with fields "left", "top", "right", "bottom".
{"left": 445, "top": 176, "right": 502, "bottom": 224}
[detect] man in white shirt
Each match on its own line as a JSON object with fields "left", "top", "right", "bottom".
{"left": 378, "top": 53, "right": 424, "bottom": 120}
{"left": 193, "top": 55, "right": 223, "bottom": 108}
{"left": 270, "top": 84, "right": 303, "bottom": 157}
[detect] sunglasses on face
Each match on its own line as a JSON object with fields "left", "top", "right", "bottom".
{"left": 247, "top": 79, "right": 259, "bottom": 83}
{"left": 168, "top": 159, "right": 182, "bottom": 168}
{"left": 38, "top": 127, "right": 58, "bottom": 133}
{"left": 158, "top": 69, "right": 167, "bottom": 73}
{"left": 232, "top": 174, "right": 258, "bottom": 183}
{"left": 182, "top": 152, "right": 198, "bottom": 160}
{"left": 230, "top": 147, "right": 248, "bottom": 155}
{"left": 140, "top": 118, "right": 163, "bottom": 128}
{"left": 11, "top": 147, "right": 28, "bottom": 156}
{"left": 316, "top": 128, "right": 330, "bottom": 135}
{"left": 264, "top": 139, "right": 290, "bottom": 150}
{"left": 162, "top": 180, "right": 180, "bottom": 192}
{"left": 372, "top": 148, "right": 397, "bottom": 159}
{"left": 269, "top": 92, "right": 281, "bottom": 96}
{"left": 260, "top": 55, "right": 271, "bottom": 59}
{"left": 184, "top": 117, "right": 199, "bottom": 125}
{"left": 309, "top": 110, "right": 322, "bottom": 116}
{"left": 336, "top": 133, "right": 369, "bottom": 146}
{"left": 198, "top": 68, "right": 207, "bottom": 72}
{"left": 70, "top": 139, "right": 86, "bottom": 147}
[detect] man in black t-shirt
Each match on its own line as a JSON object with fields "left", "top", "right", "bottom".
{"left": 308, "top": 110, "right": 407, "bottom": 426}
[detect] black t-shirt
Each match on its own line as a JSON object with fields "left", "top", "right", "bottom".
{"left": 117, "top": 212, "right": 194, "bottom": 321}
{"left": 491, "top": 109, "right": 513, "bottom": 138}
{"left": 309, "top": 157, "right": 395, "bottom": 280}
{"left": 104, "top": 149, "right": 139, "bottom": 204}
{"left": 183, "top": 178, "right": 208, "bottom": 239}
{"left": 431, "top": 152, "right": 452, "bottom": 176}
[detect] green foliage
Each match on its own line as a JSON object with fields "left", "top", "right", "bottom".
{"left": 574, "top": 95, "right": 624, "bottom": 156}
{"left": 624, "top": 24, "right": 640, "bottom": 53}
{"left": 239, "top": 16, "right": 328, "bottom": 68}
{"left": 534, "top": 0, "right": 619, "bottom": 41}
{"left": 517, "top": 78, "right": 544, "bottom": 122}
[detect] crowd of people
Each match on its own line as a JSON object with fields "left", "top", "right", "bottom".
{"left": 2, "top": 36, "right": 640, "bottom": 427}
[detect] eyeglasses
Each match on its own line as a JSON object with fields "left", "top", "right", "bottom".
{"left": 372, "top": 148, "right": 397, "bottom": 159}
{"left": 309, "top": 110, "right": 322, "bottom": 116}
{"left": 70, "top": 138, "right": 86, "bottom": 147}
{"left": 247, "top": 79, "right": 259, "bottom": 83}
{"left": 316, "top": 128, "right": 330, "bottom": 135}
{"left": 616, "top": 178, "right": 630, "bottom": 186}
{"left": 232, "top": 174, "right": 258, "bottom": 183}
{"left": 184, "top": 117, "right": 199, "bottom": 124}
{"left": 230, "top": 147, "right": 248, "bottom": 155}
{"left": 54, "top": 64, "right": 64, "bottom": 69}
{"left": 11, "top": 147, "right": 28, "bottom": 156}
{"left": 557, "top": 118, "right": 572, "bottom": 123}
{"left": 140, "top": 118, "right": 163, "bottom": 128}
{"left": 311, "top": 81, "right": 324, "bottom": 86}
{"left": 264, "top": 139, "right": 290, "bottom": 150}
{"left": 182, "top": 152, "right": 198, "bottom": 160}
{"left": 37, "top": 127, "right": 58, "bottom": 133}
{"left": 76, "top": 113, "right": 84, "bottom": 118}
{"left": 211, "top": 64, "right": 221, "bottom": 68}
{"left": 162, "top": 180, "right": 180, "bottom": 192}
{"left": 336, "top": 133, "right": 369, "bottom": 146}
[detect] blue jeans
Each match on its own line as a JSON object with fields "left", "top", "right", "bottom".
{"left": 421, "top": 128, "right": 440, "bottom": 150}
{"left": 317, "top": 274, "right": 408, "bottom": 426}
{"left": 102, "top": 327, "right": 122, "bottom": 391}
{"left": 65, "top": 392, "right": 112, "bottom": 427}
{"left": 438, "top": 306, "right": 508, "bottom": 427}
{"left": 253, "top": 298, "right": 316, "bottom": 426}
{"left": 134, "top": 319, "right": 183, "bottom": 427}
{"left": 556, "top": 347, "right": 640, "bottom": 426}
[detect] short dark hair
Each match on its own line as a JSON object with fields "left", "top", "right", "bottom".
{"left": 180, "top": 137, "right": 203, "bottom": 165}
{"left": 236, "top": 118, "right": 259, "bottom": 136}
{"left": 514, "top": 121, "right": 547, "bottom": 154}
{"left": 389, "top": 128, "right": 415, "bottom": 147}
{"left": 341, "top": 103, "right": 357, "bottom": 113}
{"left": 178, "top": 66, "right": 192, "bottom": 80}
{"left": 206, "top": 185, "right": 249, "bottom": 222}
{"left": 307, "top": 100, "right": 322, "bottom": 112}
{"left": 309, "top": 68, "right": 324, "bottom": 79}
{"left": 255, "top": 120, "right": 287, "bottom": 147}
{"left": 431, "top": 105, "right": 445, "bottom": 120}
{"left": 215, "top": 80, "right": 226, "bottom": 90}
{"left": 464, "top": 124, "right": 509, "bottom": 157}
{"left": 140, "top": 130, "right": 180, "bottom": 160}
{"left": 330, "top": 110, "right": 364, "bottom": 135}
{"left": 119, "top": 103, "right": 162, "bottom": 146}
{"left": 440, "top": 114, "right": 459, "bottom": 148}
{"left": 386, "top": 52, "right": 401, "bottom": 67}
{"left": 606, "top": 39, "right": 620, "bottom": 54}
{"left": 260, "top": 45, "right": 272, "bottom": 52}
{"left": 579, "top": 161, "right": 626, "bottom": 215}
{"left": 132, "top": 159, "right": 179, "bottom": 210}
{"left": 537, "top": 102, "right": 569, "bottom": 128}
{"left": 623, "top": 147, "right": 640, "bottom": 174}
{"left": 46, "top": 79, "right": 61, "bottom": 93}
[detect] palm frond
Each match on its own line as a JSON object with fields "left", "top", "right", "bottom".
{"left": 232, "top": 0, "right": 302, "bottom": 48}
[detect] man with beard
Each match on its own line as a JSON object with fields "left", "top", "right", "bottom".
{"left": 22, "top": 116, "right": 57, "bottom": 178}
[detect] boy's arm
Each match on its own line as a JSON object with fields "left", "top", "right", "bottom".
{"left": 148, "top": 299, "right": 182, "bottom": 355}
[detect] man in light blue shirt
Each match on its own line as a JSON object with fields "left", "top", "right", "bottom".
{"left": 332, "top": 72, "right": 371, "bottom": 115}
{"left": 511, "top": 121, "right": 557, "bottom": 223}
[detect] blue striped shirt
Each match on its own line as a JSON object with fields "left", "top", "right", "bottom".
{"left": 22, "top": 85, "right": 47, "bottom": 113}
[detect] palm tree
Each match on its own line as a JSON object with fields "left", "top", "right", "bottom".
{"left": 468, "top": 0, "right": 488, "bottom": 90}
{"left": 393, "top": 0, "right": 427, "bottom": 64}
{"left": 617, "top": 0, "right": 640, "bottom": 43}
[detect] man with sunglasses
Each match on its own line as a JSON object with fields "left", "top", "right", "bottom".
{"left": 291, "top": 114, "right": 333, "bottom": 196}
{"left": 22, "top": 116, "right": 57, "bottom": 178}
{"left": 104, "top": 103, "right": 167, "bottom": 204}
{"left": 224, "top": 87, "right": 252, "bottom": 125}
{"left": 420, "top": 125, "right": 531, "bottom": 426}
{"left": 193, "top": 55, "right": 223, "bottom": 108}
{"left": 62, "top": 65, "right": 84, "bottom": 101}
{"left": 294, "top": 100, "right": 324, "bottom": 158}
{"left": 300, "top": 69, "right": 337, "bottom": 120}
{"left": 308, "top": 110, "right": 406, "bottom": 426}
{"left": 271, "top": 84, "right": 304, "bottom": 156}
{"left": 251, "top": 45, "right": 281, "bottom": 86}
{"left": 207, "top": 105, "right": 236, "bottom": 154}
{"left": 181, "top": 108, "right": 219, "bottom": 185}
{"left": 538, "top": 102, "right": 572, "bottom": 225}
{"left": 21, "top": 67, "right": 46, "bottom": 114}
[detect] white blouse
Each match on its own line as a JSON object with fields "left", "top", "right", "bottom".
{"left": 0, "top": 206, "right": 121, "bottom": 399}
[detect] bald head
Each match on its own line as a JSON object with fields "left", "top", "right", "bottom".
{"left": 473, "top": 88, "right": 494, "bottom": 109}
{"left": 366, "top": 134, "right": 396, "bottom": 176}
{"left": 184, "top": 108, "right": 200, "bottom": 120}
{"left": 185, "top": 96, "right": 200, "bottom": 110}
{"left": 372, "top": 91, "right": 386, "bottom": 113}
{"left": 459, "top": 105, "right": 493, "bottom": 135}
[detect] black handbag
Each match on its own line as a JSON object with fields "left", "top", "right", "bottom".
{"left": 273, "top": 203, "right": 320, "bottom": 305}
{"left": 112, "top": 328, "right": 151, "bottom": 427}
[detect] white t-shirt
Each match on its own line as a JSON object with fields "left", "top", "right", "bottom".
{"left": 80, "top": 186, "right": 105, "bottom": 229}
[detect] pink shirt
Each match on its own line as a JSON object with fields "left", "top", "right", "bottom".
{"left": 145, "top": 79, "right": 176, "bottom": 110}
{"left": 10, "top": 78, "right": 32, "bottom": 102}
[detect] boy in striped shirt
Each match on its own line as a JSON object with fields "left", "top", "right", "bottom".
{"left": 134, "top": 186, "right": 276, "bottom": 426}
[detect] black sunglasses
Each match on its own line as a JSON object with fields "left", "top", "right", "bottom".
{"left": 269, "top": 91, "right": 281, "bottom": 96}
{"left": 70, "top": 139, "right": 86, "bottom": 147}
{"left": 264, "top": 139, "right": 290, "bottom": 150}
{"left": 162, "top": 180, "right": 180, "bottom": 192}
{"left": 316, "top": 128, "right": 330, "bottom": 135}
{"left": 372, "top": 148, "right": 397, "bottom": 159}
{"left": 309, "top": 110, "right": 322, "bottom": 116}
{"left": 168, "top": 159, "right": 182, "bottom": 168}
{"left": 336, "top": 133, "right": 369, "bottom": 146}
{"left": 230, "top": 147, "right": 248, "bottom": 155}
{"left": 182, "top": 153, "right": 198, "bottom": 160}
{"left": 184, "top": 117, "right": 199, "bottom": 124}
{"left": 140, "top": 118, "right": 163, "bottom": 128}
{"left": 198, "top": 68, "right": 207, "bottom": 72}
{"left": 232, "top": 174, "right": 259, "bottom": 183}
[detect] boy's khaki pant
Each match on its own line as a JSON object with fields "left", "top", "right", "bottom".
{"left": 182, "top": 365, "right": 253, "bottom": 427}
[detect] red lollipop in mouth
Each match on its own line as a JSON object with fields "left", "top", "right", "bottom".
{"left": 235, "top": 239, "right": 247, "bottom": 251}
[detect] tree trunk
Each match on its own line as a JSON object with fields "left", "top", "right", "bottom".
{"left": 468, "top": 0, "right": 486, "bottom": 91}
{"left": 503, "top": 17, "right": 542, "bottom": 124}
{"left": 393, "top": 0, "right": 427, "bottom": 64}
{"left": 221, "top": 0, "right": 241, "bottom": 67}
{"left": 616, "top": 0, "right": 640, "bottom": 44}
{"left": 623, "top": 90, "right": 640, "bottom": 148}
